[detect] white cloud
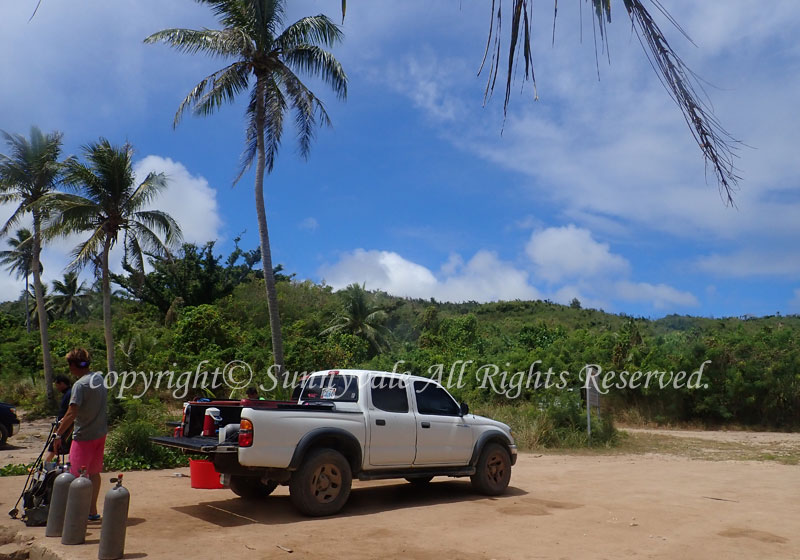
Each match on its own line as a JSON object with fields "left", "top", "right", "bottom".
{"left": 525, "top": 225, "right": 629, "bottom": 283}
{"left": 298, "top": 217, "right": 319, "bottom": 232}
{"left": 790, "top": 289, "right": 800, "bottom": 312}
{"left": 133, "top": 155, "right": 221, "bottom": 245}
{"left": 320, "top": 219, "right": 700, "bottom": 311}
{"left": 615, "top": 281, "right": 699, "bottom": 310}
{"left": 320, "top": 249, "right": 437, "bottom": 297}
{"left": 320, "top": 249, "right": 539, "bottom": 303}
{"left": 372, "top": 2, "right": 800, "bottom": 283}
{"left": 696, "top": 250, "right": 800, "bottom": 278}
{"left": 388, "top": 55, "right": 469, "bottom": 122}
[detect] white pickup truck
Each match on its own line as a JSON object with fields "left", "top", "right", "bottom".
{"left": 153, "top": 369, "right": 517, "bottom": 516}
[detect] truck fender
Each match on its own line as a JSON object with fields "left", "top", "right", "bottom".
{"left": 470, "top": 430, "right": 514, "bottom": 466}
{"left": 288, "top": 428, "right": 363, "bottom": 474}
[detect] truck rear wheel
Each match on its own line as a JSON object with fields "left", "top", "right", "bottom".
{"left": 229, "top": 476, "right": 278, "bottom": 499}
{"left": 470, "top": 443, "right": 511, "bottom": 495}
{"left": 289, "top": 448, "right": 352, "bottom": 516}
{"left": 0, "top": 424, "right": 8, "bottom": 447}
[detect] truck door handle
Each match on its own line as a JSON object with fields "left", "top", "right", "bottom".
{"left": 375, "top": 419, "right": 386, "bottom": 426}
{"left": 421, "top": 422, "right": 430, "bottom": 428}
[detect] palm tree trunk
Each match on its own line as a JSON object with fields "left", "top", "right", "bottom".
{"left": 101, "top": 234, "right": 116, "bottom": 373}
{"left": 24, "top": 274, "right": 31, "bottom": 333}
{"left": 31, "top": 210, "right": 54, "bottom": 402}
{"left": 253, "top": 76, "right": 285, "bottom": 378}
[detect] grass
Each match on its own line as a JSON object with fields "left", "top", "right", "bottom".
{"left": 616, "top": 431, "right": 800, "bottom": 465}
{"left": 537, "top": 430, "right": 800, "bottom": 465}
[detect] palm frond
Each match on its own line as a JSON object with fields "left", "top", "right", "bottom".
{"left": 66, "top": 226, "right": 105, "bottom": 272}
{"left": 126, "top": 171, "right": 169, "bottom": 212}
{"left": 124, "top": 232, "right": 146, "bottom": 275}
{"left": 279, "top": 66, "right": 323, "bottom": 159}
{"left": 623, "top": 0, "right": 739, "bottom": 204}
{"left": 192, "top": 61, "right": 252, "bottom": 118}
{"left": 144, "top": 27, "right": 251, "bottom": 59}
{"left": 0, "top": 203, "right": 26, "bottom": 238}
{"left": 283, "top": 46, "right": 347, "bottom": 101}
{"left": 42, "top": 192, "right": 100, "bottom": 240}
{"left": 275, "top": 15, "right": 344, "bottom": 51}
{"left": 126, "top": 221, "right": 172, "bottom": 260}
{"left": 481, "top": 0, "right": 739, "bottom": 202}
{"left": 132, "top": 209, "right": 183, "bottom": 247}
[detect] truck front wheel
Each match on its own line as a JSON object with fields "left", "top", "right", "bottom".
{"left": 229, "top": 476, "right": 278, "bottom": 499}
{"left": 289, "top": 448, "right": 352, "bottom": 516}
{"left": 470, "top": 443, "right": 511, "bottom": 495}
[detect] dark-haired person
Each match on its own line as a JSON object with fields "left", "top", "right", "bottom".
{"left": 246, "top": 386, "right": 264, "bottom": 400}
{"left": 53, "top": 348, "right": 107, "bottom": 521}
{"left": 44, "top": 375, "right": 73, "bottom": 463}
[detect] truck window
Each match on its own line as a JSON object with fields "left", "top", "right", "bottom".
{"left": 413, "top": 381, "right": 460, "bottom": 416}
{"left": 370, "top": 377, "right": 408, "bottom": 413}
{"left": 300, "top": 374, "right": 359, "bottom": 402}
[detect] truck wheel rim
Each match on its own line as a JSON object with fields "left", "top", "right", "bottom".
{"left": 311, "top": 464, "right": 341, "bottom": 503}
{"left": 486, "top": 452, "right": 506, "bottom": 486}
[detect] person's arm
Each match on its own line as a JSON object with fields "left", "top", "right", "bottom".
{"left": 53, "top": 403, "right": 77, "bottom": 454}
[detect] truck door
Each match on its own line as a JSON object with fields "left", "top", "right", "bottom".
{"left": 367, "top": 376, "right": 417, "bottom": 467}
{"left": 412, "top": 380, "right": 473, "bottom": 465}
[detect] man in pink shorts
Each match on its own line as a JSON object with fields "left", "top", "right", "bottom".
{"left": 53, "top": 348, "right": 108, "bottom": 521}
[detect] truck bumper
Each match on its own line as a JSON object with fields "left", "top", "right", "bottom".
{"left": 11, "top": 421, "right": 20, "bottom": 436}
{"left": 509, "top": 444, "right": 517, "bottom": 466}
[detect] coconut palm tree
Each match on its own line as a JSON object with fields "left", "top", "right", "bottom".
{"left": 27, "top": 282, "right": 53, "bottom": 323}
{"left": 145, "top": 0, "right": 347, "bottom": 375}
{"left": 49, "top": 271, "right": 90, "bottom": 320}
{"left": 322, "top": 283, "right": 391, "bottom": 355}
{"left": 48, "top": 139, "right": 182, "bottom": 373}
{"left": 0, "top": 127, "right": 62, "bottom": 401}
{"left": 0, "top": 228, "right": 40, "bottom": 331}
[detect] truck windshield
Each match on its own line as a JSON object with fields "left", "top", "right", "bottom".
{"left": 300, "top": 375, "right": 359, "bottom": 403}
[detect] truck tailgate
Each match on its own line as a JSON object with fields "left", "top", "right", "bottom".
{"left": 151, "top": 435, "right": 237, "bottom": 454}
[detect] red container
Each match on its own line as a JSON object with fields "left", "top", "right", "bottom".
{"left": 189, "top": 459, "right": 224, "bottom": 489}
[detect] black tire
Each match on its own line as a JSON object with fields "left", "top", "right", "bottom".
{"left": 289, "top": 448, "right": 352, "bottom": 517}
{"left": 229, "top": 475, "right": 278, "bottom": 499}
{"left": 0, "top": 424, "right": 8, "bottom": 448}
{"left": 405, "top": 476, "right": 434, "bottom": 485}
{"left": 470, "top": 443, "right": 511, "bottom": 496}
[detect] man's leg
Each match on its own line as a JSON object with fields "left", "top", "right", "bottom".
{"left": 89, "top": 473, "right": 101, "bottom": 516}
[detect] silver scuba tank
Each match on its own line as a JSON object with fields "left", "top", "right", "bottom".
{"left": 62, "top": 467, "right": 93, "bottom": 545}
{"left": 45, "top": 470, "right": 76, "bottom": 537}
{"left": 98, "top": 474, "right": 130, "bottom": 560}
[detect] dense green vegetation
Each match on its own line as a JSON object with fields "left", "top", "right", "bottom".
{"left": 2, "top": 242, "right": 798, "bottom": 439}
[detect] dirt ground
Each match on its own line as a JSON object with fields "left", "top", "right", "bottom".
{"left": 1, "top": 416, "right": 58, "bottom": 468}
{"left": 2, "top": 436, "right": 800, "bottom": 559}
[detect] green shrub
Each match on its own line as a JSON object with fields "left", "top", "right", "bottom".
{"left": 474, "top": 400, "right": 617, "bottom": 450}
{"left": 103, "top": 398, "right": 188, "bottom": 470}
{"left": 0, "top": 463, "right": 30, "bottom": 477}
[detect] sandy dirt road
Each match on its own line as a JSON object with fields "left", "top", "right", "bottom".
{"left": 1, "top": 450, "right": 799, "bottom": 560}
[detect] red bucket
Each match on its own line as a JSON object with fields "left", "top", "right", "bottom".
{"left": 189, "top": 459, "right": 224, "bottom": 489}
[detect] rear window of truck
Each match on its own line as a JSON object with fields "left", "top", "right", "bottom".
{"left": 300, "top": 375, "right": 359, "bottom": 403}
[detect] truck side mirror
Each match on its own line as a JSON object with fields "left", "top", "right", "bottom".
{"left": 460, "top": 402, "right": 469, "bottom": 416}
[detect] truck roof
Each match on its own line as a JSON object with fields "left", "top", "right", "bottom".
{"left": 307, "top": 369, "right": 438, "bottom": 385}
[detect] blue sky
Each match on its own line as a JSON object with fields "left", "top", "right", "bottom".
{"left": 1, "top": 0, "right": 799, "bottom": 318}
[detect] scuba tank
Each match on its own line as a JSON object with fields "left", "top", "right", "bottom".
{"left": 98, "top": 474, "right": 130, "bottom": 560}
{"left": 62, "top": 467, "right": 93, "bottom": 545}
{"left": 45, "top": 470, "right": 76, "bottom": 537}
